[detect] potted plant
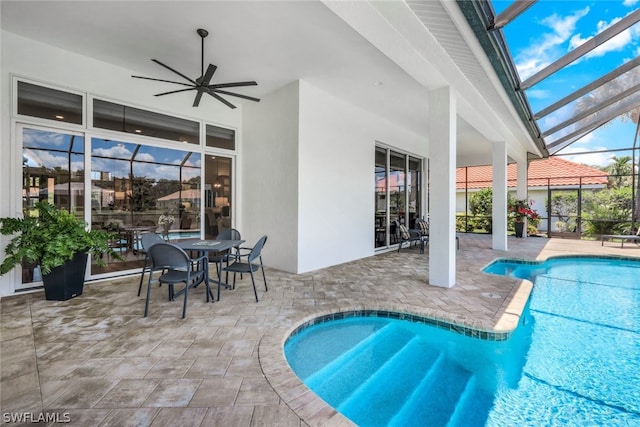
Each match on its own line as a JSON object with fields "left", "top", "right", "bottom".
{"left": 0, "top": 201, "right": 123, "bottom": 300}
{"left": 508, "top": 198, "right": 539, "bottom": 238}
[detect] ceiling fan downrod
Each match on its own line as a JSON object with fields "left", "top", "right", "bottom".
{"left": 197, "top": 28, "right": 208, "bottom": 79}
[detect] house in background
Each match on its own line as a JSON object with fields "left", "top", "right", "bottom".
{"left": 456, "top": 157, "right": 609, "bottom": 232}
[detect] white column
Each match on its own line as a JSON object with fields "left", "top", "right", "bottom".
{"left": 517, "top": 159, "right": 528, "bottom": 237}
{"left": 428, "top": 86, "right": 456, "bottom": 288}
{"left": 492, "top": 141, "right": 508, "bottom": 250}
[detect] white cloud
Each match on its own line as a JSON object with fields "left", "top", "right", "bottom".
{"left": 568, "top": 15, "right": 634, "bottom": 59}
{"left": 92, "top": 143, "right": 134, "bottom": 159}
{"left": 515, "top": 7, "right": 590, "bottom": 80}
{"left": 623, "top": 0, "right": 639, "bottom": 7}
{"left": 24, "top": 129, "right": 68, "bottom": 148}
{"left": 556, "top": 144, "right": 612, "bottom": 167}
{"left": 526, "top": 89, "right": 551, "bottom": 99}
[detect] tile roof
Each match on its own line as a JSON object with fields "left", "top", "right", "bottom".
{"left": 456, "top": 157, "right": 609, "bottom": 190}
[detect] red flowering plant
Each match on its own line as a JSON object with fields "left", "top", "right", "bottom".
{"left": 508, "top": 198, "right": 539, "bottom": 223}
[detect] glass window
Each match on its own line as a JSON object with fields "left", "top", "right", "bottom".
{"left": 375, "top": 147, "right": 388, "bottom": 248}
{"left": 93, "top": 99, "right": 200, "bottom": 144}
{"left": 20, "top": 126, "right": 85, "bottom": 286}
{"left": 90, "top": 137, "right": 201, "bottom": 275}
{"left": 206, "top": 124, "right": 235, "bottom": 150}
{"left": 17, "top": 81, "right": 83, "bottom": 124}
{"left": 389, "top": 151, "right": 406, "bottom": 224}
{"left": 408, "top": 156, "right": 422, "bottom": 228}
{"left": 374, "top": 147, "right": 423, "bottom": 249}
{"left": 204, "top": 156, "right": 233, "bottom": 239}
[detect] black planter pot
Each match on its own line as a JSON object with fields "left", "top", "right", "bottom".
{"left": 42, "top": 252, "right": 88, "bottom": 301}
{"left": 515, "top": 221, "right": 525, "bottom": 238}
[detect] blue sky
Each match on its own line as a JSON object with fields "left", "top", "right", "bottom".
{"left": 493, "top": 0, "right": 640, "bottom": 167}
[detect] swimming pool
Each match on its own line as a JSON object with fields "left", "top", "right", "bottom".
{"left": 284, "top": 256, "right": 640, "bottom": 426}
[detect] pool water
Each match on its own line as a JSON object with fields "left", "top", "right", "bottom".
{"left": 284, "top": 256, "right": 640, "bottom": 426}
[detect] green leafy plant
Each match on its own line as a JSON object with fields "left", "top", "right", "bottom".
{"left": 0, "top": 201, "right": 123, "bottom": 275}
{"left": 468, "top": 189, "right": 493, "bottom": 233}
{"left": 508, "top": 197, "right": 539, "bottom": 222}
{"left": 582, "top": 187, "right": 633, "bottom": 236}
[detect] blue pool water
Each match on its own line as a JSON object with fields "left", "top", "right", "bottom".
{"left": 284, "top": 256, "right": 640, "bottom": 426}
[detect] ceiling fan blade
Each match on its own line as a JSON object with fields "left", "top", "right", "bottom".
{"left": 151, "top": 59, "right": 197, "bottom": 85}
{"left": 132, "top": 75, "right": 193, "bottom": 87}
{"left": 154, "top": 87, "right": 196, "bottom": 97}
{"left": 214, "top": 89, "right": 261, "bottom": 102}
{"left": 199, "top": 64, "right": 217, "bottom": 86}
{"left": 193, "top": 91, "right": 204, "bottom": 107}
{"left": 209, "top": 92, "right": 236, "bottom": 109}
{"left": 209, "top": 81, "right": 258, "bottom": 89}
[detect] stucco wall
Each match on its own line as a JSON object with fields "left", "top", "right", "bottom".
{"left": 296, "top": 81, "right": 427, "bottom": 272}
{"left": 241, "top": 82, "right": 300, "bottom": 273}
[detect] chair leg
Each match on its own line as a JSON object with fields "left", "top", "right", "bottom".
{"left": 217, "top": 260, "right": 223, "bottom": 302}
{"left": 137, "top": 257, "right": 148, "bottom": 296}
{"left": 259, "top": 256, "right": 267, "bottom": 292}
{"left": 182, "top": 281, "right": 188, "bottom": 319}
{"left": 203, "top": 265, "right": 213, "bottom": 303}
{"left": 144, "top": 272, "right": 153, "bottom": 317}
{"left": 249, "top": 269, "right": 258, "bottom": 302}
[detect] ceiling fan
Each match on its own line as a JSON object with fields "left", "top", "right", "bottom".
{"left": 132, "top": 29, "right": 260, "bottom": 109}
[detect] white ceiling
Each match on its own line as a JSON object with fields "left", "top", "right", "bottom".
{"left": 1, "top": 0, "right": 530, "bottom": 166}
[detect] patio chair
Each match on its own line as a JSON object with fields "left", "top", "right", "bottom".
{"left": 136, "top": 233, "right": 165, "bottom": 296}
{"left": 413, "top": 218, "right": 459, "bottom": 253}
{"left": 144, "top": 242, "right": 212, "bottom": 319}
{"left": 396, "top": 220, "right": 421, "bottom": 252}
{"left": 221, "top": 235, "right": 268, "bottom": 302}
{"left": 209, "top": 228, "right": 242, "bottom": 277}
{"left": 414, "top": 218, "right": 430, "bottom": 254}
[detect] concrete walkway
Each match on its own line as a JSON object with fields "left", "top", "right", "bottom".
{"left": 2, "top": 234, "right": 639, "bottom": 426}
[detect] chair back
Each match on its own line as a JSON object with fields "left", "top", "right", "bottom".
{"left": 218, "top": 228, "right": 241, "bottom": 240}
{"left": 248, "top": 235, "right": 268, "bottom": 263}
{"left": 415, "top": 219, "right": 429, "bottom": 235}
{"left": 147, "top": 243, "right": 190, "bottom": 270}
{"left": 141, "top": 233, "right": 164, "bottom": 252}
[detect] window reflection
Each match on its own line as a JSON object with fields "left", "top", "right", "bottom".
{"left": 21, "top": 127, "right": 85, "bottom": 284}
{"left": 374, "top": 147, "right": 422, "bottom": 249}
{"left": 204, "top": 156, "right": 233, "bottom": 239}
{"left": 90, "top": 138, "right": 201, "bottom": 275}
{"left": 93, "top": 99, "right": 200, "bottom": 144}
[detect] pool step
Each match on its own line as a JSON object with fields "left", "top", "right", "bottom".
{"left": 338, "top": 338, "right": 442, "bottom": 426}
{"left": 305, "top": 323, "right": 415, "bottom": 407}
{"left": 293, "top": 320, "right": 394, "bottom": 379}
{"left": 447, "top": 376, "right": 495, "bottom": 427}
{"left": 388, "top": 354, "right": 473, "bottom": 427}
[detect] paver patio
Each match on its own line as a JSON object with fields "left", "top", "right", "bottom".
{"left": 2, "top": 234, "right": 639, "bottom": 426}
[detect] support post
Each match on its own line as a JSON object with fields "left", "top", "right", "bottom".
{"left": 428, "top": 86, "right": 456, "bottom": 288}
{"left": 517, "top": 159, "right": 528, "bottom": 237}
{"left": 492, "top": 141, "right": 507, "bottom": 250}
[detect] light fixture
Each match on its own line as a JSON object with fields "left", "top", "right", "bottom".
{"left": 134, "top": 129, "right": 142, "bottom": 133}
{"left": 55, "top": 114, "right": 64, "bottom": 120}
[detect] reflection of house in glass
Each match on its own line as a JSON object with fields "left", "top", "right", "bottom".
{"left": 156, "top": 188, "right": 201, "bottom": 211}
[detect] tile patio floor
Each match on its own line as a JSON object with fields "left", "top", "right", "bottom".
{"left": 2, "top": 234, "right": 639, "bottom": 426}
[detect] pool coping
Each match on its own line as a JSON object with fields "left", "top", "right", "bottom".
{"left": 258, "top": 277, "right": 534, "bottom": 427}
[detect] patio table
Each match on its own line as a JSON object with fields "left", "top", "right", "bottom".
{"left": 176, "top": 239, "right": 245, "bottom": 300}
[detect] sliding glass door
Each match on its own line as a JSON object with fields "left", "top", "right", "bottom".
{"left": 374, "top": 146, "right": 423, "bottom": 249}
